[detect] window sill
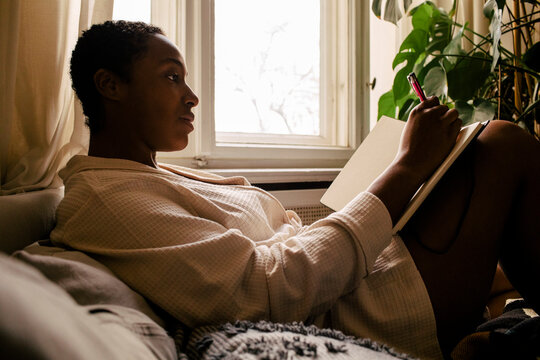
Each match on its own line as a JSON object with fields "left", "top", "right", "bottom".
{"left": 208, "top": 168, "right": 340, "bottom": 185}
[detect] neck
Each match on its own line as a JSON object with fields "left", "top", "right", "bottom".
{"left": 88, "top": 130, "right": 157, "bottom": 168}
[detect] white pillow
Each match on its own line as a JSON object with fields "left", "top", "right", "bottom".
{"left": 0, "top": 187, "right": 63, "bottom": 253}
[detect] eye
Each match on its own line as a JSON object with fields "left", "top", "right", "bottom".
{"left": 167, "top": 73, "right": 179, "bottom": 82}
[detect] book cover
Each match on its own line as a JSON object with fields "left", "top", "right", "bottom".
{"left": 320, "top": 116, "right": 488, "bottom": 234}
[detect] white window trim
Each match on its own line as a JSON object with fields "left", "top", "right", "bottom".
{"left": 153, "top": 0, "right": 371, "bottom": 170}
{"left": 208, "top": 167, "right": 340, "bottom": 184}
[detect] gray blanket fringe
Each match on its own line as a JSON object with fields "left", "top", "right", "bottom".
{"left": 177, "top": 320, "right": 416, "bottom": 360}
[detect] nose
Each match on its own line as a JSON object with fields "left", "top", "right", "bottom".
{"left": 185, "top": 85, "right": 199, "bottom": 108}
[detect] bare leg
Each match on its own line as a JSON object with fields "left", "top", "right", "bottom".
{"left": 400, "top": 120, "right": 540, "bottom": 356}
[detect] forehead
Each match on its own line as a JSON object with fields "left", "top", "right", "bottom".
{"left": 138, "top": 34, "right": 186, "bottom": 69}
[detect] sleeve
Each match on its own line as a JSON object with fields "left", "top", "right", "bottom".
{"left": 53, "top": 174, "right": 393, "bottom": 328}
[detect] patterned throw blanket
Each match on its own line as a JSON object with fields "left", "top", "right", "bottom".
{"left": 176, "top": 320, "right": 416, "bottom": 360}
{"left": 451, "top": 299, "right": 540, "bottom": 359}
{"left": 180, "top": 300, "right": 540, "bottom": 360}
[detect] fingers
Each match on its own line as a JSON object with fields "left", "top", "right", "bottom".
{"left": 441, "top": 108, "right": 461, "bottom": 125}
{"left": 412, "top": 96, "right": 443, "bottom": 117}
{"left": 425, "top": 104, "right": 450, "bottom": 118}
{"left": 412, "top": 96, "right": 461, "bottom": 125}
{"left": 448, "top": 116, "right": 462, "bottom": 137}
{"left": 416, "top": 96, "right": 440, "bottom": 110}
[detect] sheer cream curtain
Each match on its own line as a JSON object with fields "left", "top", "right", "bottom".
{"left": 0, "top": 0, "right": 113, "bottom": 195}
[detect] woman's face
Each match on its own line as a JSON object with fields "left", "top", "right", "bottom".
{"left": 120, "top": 33, "right": 199, "bottom": 152}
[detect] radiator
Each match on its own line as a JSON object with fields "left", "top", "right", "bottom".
{"left": 269, "top": 189, "right": 334, "bottom": 226}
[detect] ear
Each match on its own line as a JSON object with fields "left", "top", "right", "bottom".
{"left": 93, "top": 69, "right": 125, "bottom": 101}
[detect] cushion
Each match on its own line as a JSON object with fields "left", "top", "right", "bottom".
{"left": 0, "top": 253, "right": 176, "bottom": 360}
{"left": 0, "top": 187, "right": 63, "bottom": 254}
{"left": 13, "top": 242, "right": 171, "bottom": 328}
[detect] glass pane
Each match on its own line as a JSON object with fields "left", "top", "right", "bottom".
{"left": 215, "top": 0, "right": 320, "bottom": 136}
{"left": 113, "top": 0, "right": 151, "bottom": 23}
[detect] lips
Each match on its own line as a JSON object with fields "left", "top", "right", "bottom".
{"left": 179, "top": 115, "right": 194, "bottom": 131}
{"left": 179, "top": 115, "right": 194, "bottom": 123}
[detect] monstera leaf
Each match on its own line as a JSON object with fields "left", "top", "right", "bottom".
{"left": 447, "top": 52, "right": 491, "bottom": 100}
{"left": 373, "top": 0, "right": 458, "bottom": 24}
{"left": 455, "top": 99, "right": 496, "bottom": 125}
{"left": 372, "top": 0, "right": 414, "bottom": 24}
{"left": 423, "top": 66, "right": 447, "bottom": 98}
{"left": 374, "top": 0, "right": 539, "bottom": 137}
{"left": 483, "top": 0, "right": 503, "bottom": 71}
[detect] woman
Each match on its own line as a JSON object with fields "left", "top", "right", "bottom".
{"left": 52, "top": 20, "right": 540, "bottom": 359}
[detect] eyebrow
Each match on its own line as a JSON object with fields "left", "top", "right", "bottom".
{"left": 160, "top": 58, "right": 187, "bottom": 74}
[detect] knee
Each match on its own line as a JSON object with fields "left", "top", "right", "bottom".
{"left": 476, "top": 120, "right": 539, "bottom": 164}
{"left": 481, "top": 120, "right": 530, "bottom": 144}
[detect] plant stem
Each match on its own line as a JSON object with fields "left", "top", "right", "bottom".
{"left": 519, "top": 0, "right": 539, "bottom": 110}
{"left": 516, "top": 98, "right": 540, "bottom": 122}
{"left": 500, "top": 9, "right": 540, "bottom": 28}
{"left": 465, "top": 39, "right": 492, "bottom": 55}
{"left": 450, "top": 0, "right": 458, "bottom": 39}
{"left": 520, "top": 1, "right": 532, "bottom": 48}
{"left": 524, "top": 74, "right": 535, "bottom": 100}
{"left": 498, "top": 65, "right": 502, "bottom": 119}
{"left": 462, "top": 33, "right": 491, "bottom": 56}
{"left": 452, "top": 22, "right": 490, "bottom": 42}
{"left": 468, "top": 35, "right": 516, "bottom": 60}
{"left": 513, "top": 0, "right": 523, "bottom": 114}
{"left": 502, "top": 18, "right": 540, "bottom": 38}
{"left": 455, "top": 23, "right": 517, "bottom": 60}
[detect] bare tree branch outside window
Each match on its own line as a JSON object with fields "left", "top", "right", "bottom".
{"left": 215, "top": 0, "right": 320, "bottom": 136}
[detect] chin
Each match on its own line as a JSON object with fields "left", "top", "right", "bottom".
{"left": 162, "top": 141, "right": 188, "bottom": 152}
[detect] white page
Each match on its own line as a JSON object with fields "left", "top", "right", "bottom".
{"left": 320, "top": 116, "right": 405, "bottom": 212}
{"left": 321, "top": 116, "right": 487, "bottom": 234}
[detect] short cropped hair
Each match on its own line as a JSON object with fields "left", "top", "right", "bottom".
{"left": 70, "top": 20, "right": 164, "bottom": 133}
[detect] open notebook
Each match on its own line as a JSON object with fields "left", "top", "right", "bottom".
{"left": 320, "top": 116, "right": 488, "bottom": 234}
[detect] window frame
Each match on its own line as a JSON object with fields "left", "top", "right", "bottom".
{"left": 152, "top": 0, "right": 370, "bottom": 169}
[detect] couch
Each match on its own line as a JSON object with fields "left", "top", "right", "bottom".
{"left": 1, "top": 188, "right": 538, "bottom": 359}
{"left": 0, "top": 188, "right": 420, "bottom": 359}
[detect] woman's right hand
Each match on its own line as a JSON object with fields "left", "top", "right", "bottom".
{"left": 367, "top": 96, "right": 461, "bottom": 225}
{"left": 395, "top": 96, "right": 462, "bottom": 184}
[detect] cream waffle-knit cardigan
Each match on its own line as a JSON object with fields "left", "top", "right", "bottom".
{"left": 50, "top": 155, "right": 442, "bottom": 359}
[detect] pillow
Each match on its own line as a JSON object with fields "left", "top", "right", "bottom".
{"left": 0, "top": 188, "right": 63, "bottom": 254}
{"left": 13, "top": 242, "right": 171, "bottom": 328}
{"left": 0, "top": 253, "right": 175, "bottom": 360}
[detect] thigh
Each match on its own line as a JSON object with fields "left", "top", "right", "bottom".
{"left": 399, "top": 138, "right": 512, "bottom": 353}
{"left": 399, "top": 120, "right": 540, "bottom": 355}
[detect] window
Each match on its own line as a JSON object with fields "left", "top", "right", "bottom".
{"left": 214, "top": 0, "right": 321, "bottom": 143}
{"left": 113, "top": 0, "right": 370, "bottom": 169}
{"left": 113, "top": 0, "right": 150, "bottom": 23}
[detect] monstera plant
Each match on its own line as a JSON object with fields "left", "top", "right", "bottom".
{"left": 373, "top": 0, "right": 540, "bottom": 139}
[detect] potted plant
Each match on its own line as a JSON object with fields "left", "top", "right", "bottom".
{"left": 372, "top": 0, "right": 540, "bottom": 139}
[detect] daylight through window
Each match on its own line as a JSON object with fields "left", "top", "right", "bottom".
{"left": 214, "top": 0, "right": 320, "bottom": 137}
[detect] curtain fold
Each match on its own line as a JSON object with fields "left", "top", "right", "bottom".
{"left": 0, "top": 0, "right": 113, "bottom": 195}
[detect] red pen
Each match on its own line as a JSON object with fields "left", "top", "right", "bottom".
{"left": 407, "top": 72, "right": 427, "bottom": 102}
